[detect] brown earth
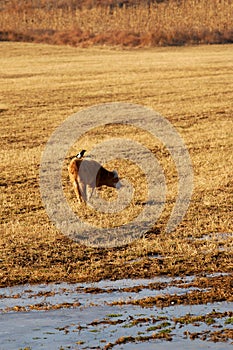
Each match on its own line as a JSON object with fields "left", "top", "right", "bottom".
{"left": 0, "top": 42, "right": 232, "bottom": 293}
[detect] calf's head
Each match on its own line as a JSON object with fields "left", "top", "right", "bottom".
{"left": 112, "top": 170, "right": 122, "bottom": 189}
{"left": 97, "top": 168, "right": 122, "bottom": 189}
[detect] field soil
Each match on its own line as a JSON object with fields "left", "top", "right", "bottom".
{"left": 0, "top": 42, "right": 232, "bottom": 293}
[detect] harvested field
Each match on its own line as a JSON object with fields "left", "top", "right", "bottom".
{"left": 0, "top": 42, "right": 232, "bottom": 349}
{"left": 1, "top": 42, "right": 232, "bottom": 285}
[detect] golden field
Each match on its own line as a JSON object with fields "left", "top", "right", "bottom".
{"left": 0, "top": 42, "right": 233, "bottom": 287}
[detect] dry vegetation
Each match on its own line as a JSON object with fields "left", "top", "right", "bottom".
{"left": 0, "top": 42, "right": 232, "bottom": 288}
{"left": 0, "top": 0, "right": 233, "bottom": 47}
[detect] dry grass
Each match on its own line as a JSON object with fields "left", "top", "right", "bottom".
{"left": 0, "top": 42, "right": 233, "bottom": 287}
{"left": 0, "top": 0, "right": 233, "bottom": 47}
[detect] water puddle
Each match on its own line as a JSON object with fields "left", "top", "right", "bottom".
{"left": 0, "top": 275, "right": 203, "bottom": 312}
{"left": 188, "top": 232, "right": 233, "bottom": 244}
{"left": 0, "top": 273, "right": 232, "bottom": 350}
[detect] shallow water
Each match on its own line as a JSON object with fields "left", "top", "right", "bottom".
{"left": 115, "top": 339, "right": 233, "bottom": 350}
{"left": 0, "top": 275, "right": 203, "bottom": 312}
{"left": 0, "top": 274, "right": 232, "bottom": 350}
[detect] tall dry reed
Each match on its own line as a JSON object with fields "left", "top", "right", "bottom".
{"left": 1, "top": 0, "right": 233, "bottom": 46}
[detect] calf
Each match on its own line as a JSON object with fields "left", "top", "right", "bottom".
{"left": 68, "top": 157, "right": 122, "bottom": 202}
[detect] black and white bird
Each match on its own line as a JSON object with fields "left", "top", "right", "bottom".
{"left": 76, "top": 150, "right": 86, "bottom": 159}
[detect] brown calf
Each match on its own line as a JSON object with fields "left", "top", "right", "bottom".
{"left": 68, "top": 157, "right": 121, "bottom": 202}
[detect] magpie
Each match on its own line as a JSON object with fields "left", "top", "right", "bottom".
{"left": 76, "top": 150, "right": 86, "bottom": 159}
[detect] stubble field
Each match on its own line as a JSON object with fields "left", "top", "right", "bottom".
{"left": 1, "top": 42, "right": 233, "bottom": 285}
{"left": 0, "top": 42, "right": 232, "bottom": 297}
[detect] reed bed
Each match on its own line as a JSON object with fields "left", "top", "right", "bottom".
{"left": 1, "top": 0, "right": 233, "bottom": 46}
